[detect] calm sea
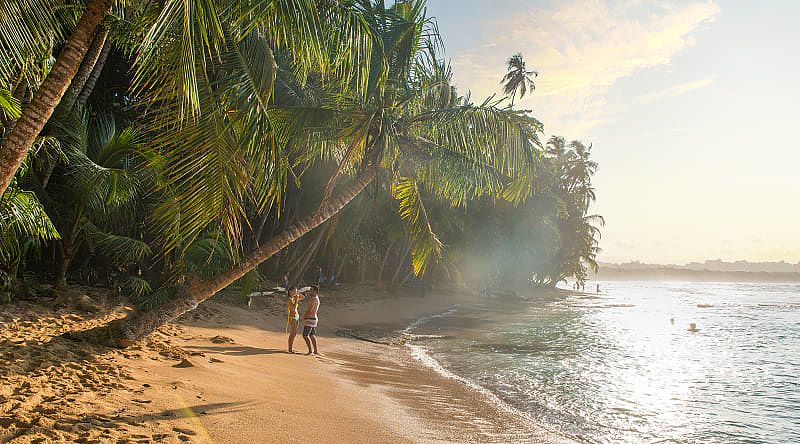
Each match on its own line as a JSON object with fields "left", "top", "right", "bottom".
{"left": 405, "top": 281, "right": 800, "bottom": 443}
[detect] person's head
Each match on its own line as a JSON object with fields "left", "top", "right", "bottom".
{"left": 308, "top": 285, "right": 319, "bottom": 297}
{"left": 287, "top": 285, "right": 298, "bottom": 297}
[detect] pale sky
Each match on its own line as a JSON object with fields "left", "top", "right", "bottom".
{"left": 426, "top": 0, "right": 800, "bottom": 264}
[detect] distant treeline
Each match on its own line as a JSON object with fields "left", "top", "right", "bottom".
{"left": 594, "top": 267, "right": 800, "bottom": 283}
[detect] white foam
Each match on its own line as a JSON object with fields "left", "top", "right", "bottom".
{"left": 401, "top": 308, "right": 549, "bottom": 433}
{"left": 401, "top": 305, "right": 459, "bottom": 333}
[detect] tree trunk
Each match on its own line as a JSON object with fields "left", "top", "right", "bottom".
{"left": 391, "top": 241, "right": 412, "bottom": 285}
{"left": 0, "top": 0, "right": 113, "bottom": 196}
{"left": 359, "top": 256, "right": 367, "bottom": 284}
{"left": 376, "top": 239, "right": 397, "bottom": 284}
{"left": 335, "top": 254, "right": 346, "bottom": 283}
{"left": 76, "top": 168, "right": 378, "bottom": 347}
{"left": 54, "top": 238, "right": 74, "bottom": 290}
{"left": 291, "top": 224, "right": 328, "bottom": 283}
{"left": 77, "top": 37, "right": 112, "bottom": 107}
{"left": 56, "top": 28, "right": 109, "bottom": 119}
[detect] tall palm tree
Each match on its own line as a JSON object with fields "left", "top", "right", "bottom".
{"left": 0, "top": 0, "right": 114, "bottom": 196}
{"left": 501, "top": 53, "right": 537, "bottom": 106}
{"left": 81, "top": 0, "right": 543, "bottom": 347}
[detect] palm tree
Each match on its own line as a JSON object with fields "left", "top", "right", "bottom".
{"left": 501, "top": 53, "right": 537, "bottom": 106}
{"left": 0, "top": 0, "right": 358, "bottom": 194}
{"left": 0, "top": 0, "right": 114, "bottom": 196}
{"left": 45, "top": 106, "right": 150, "bottom": 289}
{"left": 0, "top": 147, "right": 60, "bottom": 297}
{"left": 79, "top": 0, "right": 543, "bottom": 347}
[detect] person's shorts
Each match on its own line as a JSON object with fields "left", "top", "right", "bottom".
{"left": 302, "top": 325, "right": 316, "bottom": 336}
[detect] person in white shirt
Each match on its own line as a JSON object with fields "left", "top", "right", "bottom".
{"left": 301, "top": 285, "right": 321, "bottom": 355}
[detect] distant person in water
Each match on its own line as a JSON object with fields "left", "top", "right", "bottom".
{"left": 302, "top": 285, "right": 321, "bottom": 355}
{"left": 286, "top": 286, "right": 303, "bottom": 353}
{"left": 596, "top": 284, "right": 600, "bottom": 293}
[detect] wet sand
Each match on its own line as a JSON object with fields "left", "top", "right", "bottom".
{"left": 1, "top": 286, "right": 572, "bottom": 443}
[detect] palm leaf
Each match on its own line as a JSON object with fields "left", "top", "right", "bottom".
{"left": 391, "top": 176, "right": 442, "bottom": 275}
{"left": 0, "top": 88, "right": 22, "bottom": 119}
{"left": 83, "top": 221, "right": 152, "bottom": 266}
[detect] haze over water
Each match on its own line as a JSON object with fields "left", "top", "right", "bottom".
{"left": 408, "top": 282, "right": 800, "bottom": 443}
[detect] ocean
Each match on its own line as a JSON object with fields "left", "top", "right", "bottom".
{"left": 405, "top": 281, "right": 800, "bottom": 443}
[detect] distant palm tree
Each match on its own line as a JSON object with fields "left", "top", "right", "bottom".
{"left": 501, "top": 53, "right": 537, "bottom": 106}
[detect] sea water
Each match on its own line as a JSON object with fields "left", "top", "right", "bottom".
{"left": 406, "top": 281, "right": 800, "bottom": 443}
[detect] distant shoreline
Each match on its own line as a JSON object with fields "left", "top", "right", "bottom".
{"left": 593, "top": 268, "right": 800, "bottom": 283}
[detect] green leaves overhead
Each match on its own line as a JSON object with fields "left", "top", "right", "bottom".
{"left": 0, "top": 0, "right": 78, "bottom": 89}
{"left": 391, "top": 176, "right": 442, "bottom": 276}
{"left": 132, "top": 0, "right": 225, "bottom": 119}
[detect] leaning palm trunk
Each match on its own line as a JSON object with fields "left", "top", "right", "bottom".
{"left": 77, "top": 168, "right": 378, "bottom": 347}
{"left": 77, "top": 37, "right": 111, "bottom": 107}
{"left": 0, "top": 0, "right": 113, "bottom": 196}
{"left": 57, "top": 28, "right": 109, "bottom": 118}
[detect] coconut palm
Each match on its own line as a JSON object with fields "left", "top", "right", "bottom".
{"left": 501, "top": 53, "right": 537, "bottom": 106}
{"left": 0, "top": 0, "right": 113, "bottom": 196}
{"left": 79, "top": 0, "right": 543, "bottom": 347}
{"left": 45, "top": 106, "right": 151, "bottom": 289}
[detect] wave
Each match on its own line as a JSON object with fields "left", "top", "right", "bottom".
{"left": 400, "top": 305, "right": 460, "bottom": 333}
{"left": 401, "top": 308, "right": 574, "bottom": 442}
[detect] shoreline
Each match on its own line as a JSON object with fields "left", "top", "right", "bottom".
{"left": 1, "top": 286, "right": 573, "bottom": 443}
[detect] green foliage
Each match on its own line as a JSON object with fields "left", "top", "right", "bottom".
{"left": 0, "top": 0, "right": 601, "bottom": 303}
{"left": 391, "top": 177, "right": 442, "bottom": 275}
{"left": 0, "top": 182, "right": 59, "bottom": 265}
{"left": 0, "top": 88, "right": 21, "bottom": 119}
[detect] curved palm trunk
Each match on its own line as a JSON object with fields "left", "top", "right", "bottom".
{"left": 79, "top": 168, "right": 378, "bottom": 347}
{"left": 0, "top": 0, "right": 113, "bottom": 196}
{"left": 57, "top": 28, "right": 109, "bottom": 117}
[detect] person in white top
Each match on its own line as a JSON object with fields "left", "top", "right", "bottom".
{"left": 301, "top": 285, "right": 321, "bottom": 355}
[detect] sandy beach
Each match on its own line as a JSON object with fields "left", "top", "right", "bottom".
{"left": 1, "top": 287, "right": 571, "bottom": 443}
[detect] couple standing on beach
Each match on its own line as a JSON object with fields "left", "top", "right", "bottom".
{"left": 286, "top": 285, "right": 321, "bottom": 355}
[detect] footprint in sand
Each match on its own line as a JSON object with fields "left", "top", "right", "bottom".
{"left": 173, "top": 427, "right": 196, "bottom": 436}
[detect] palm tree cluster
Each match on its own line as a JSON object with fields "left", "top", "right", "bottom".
{"left": 0, "top": 0, "right": 601, "bottom": 345}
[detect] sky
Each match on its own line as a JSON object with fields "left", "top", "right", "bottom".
{"left": 425, "top": 0, "right": 800, "bottom": 264}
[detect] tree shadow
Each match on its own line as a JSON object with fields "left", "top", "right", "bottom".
{"left": 183, "top": 344, "right": 285, "bottom": 356}
{"left": 123, "top": 401, "right": 255, "bottom": 422}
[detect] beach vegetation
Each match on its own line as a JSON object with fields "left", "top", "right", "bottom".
{"left": 0, "top": 0, "right": 601, "bottom": 343}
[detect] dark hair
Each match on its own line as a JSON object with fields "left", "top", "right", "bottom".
{"left": 309, "top": 284, "right": 319, "bottom": 292}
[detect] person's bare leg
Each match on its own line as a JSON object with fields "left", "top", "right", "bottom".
{"left": 288, "top": 322, "right": 297, "bottom": 353}
{"left": 303, "top": 334, "right": 313, "bottom": 355}
{"left": 310, "top": 334, "right": 319, "bottom": 355}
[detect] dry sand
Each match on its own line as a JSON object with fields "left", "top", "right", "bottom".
{"left": 1, "top": 286, "right": 573, "bottom": 443}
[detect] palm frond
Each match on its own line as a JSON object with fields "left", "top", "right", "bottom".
{"left": 83, "top": 221, "right": 152, "bottom": 266}
{"left": 0, "top": 88, "right": 22, "bottom": 119}
{"left": 0, "top": 0, "right": 79, "bottom": 88}
{"left": 121, "top": 276, "right": 153, "bottom": 298}
{"left": 182, "top": 231, "right": 234, "bottom": 279}
{"left": 391, "top": 176, "right": 442, "bottom": 275}
{"left": 0, "top": 183, "right": 60, "bottom": 264}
